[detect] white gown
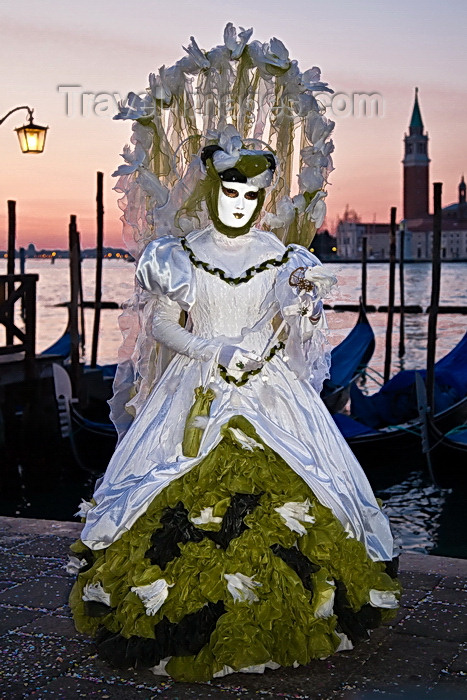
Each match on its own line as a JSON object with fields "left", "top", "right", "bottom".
{"left": 81, "top": 226, "right": 394, "bottom": 563}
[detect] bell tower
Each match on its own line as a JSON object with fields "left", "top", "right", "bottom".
{"left": 459, "top": 175, "right": 466, "bottom": 205}
{"left": 403, "top": 88, "right": 430, "bottom": 219}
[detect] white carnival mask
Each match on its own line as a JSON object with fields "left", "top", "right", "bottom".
{"left": 217, "top": 181, "right": 259, "bottom": 229}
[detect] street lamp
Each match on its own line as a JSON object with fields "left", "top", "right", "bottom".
{"left": 0, "top": 106, "right": 48, "bottom": 153}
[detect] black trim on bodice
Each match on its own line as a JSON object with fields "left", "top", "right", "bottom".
{"left": 180, "top": 236, "right": 294, "bottom": 286}
{"left": 219, "top": 341, "right": 285, "bottom": 387}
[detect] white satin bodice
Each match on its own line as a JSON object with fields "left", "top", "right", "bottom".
{"left": 187, "top": 226, "right": 285, "bottom": 278}
{"left": 189, "top": 268, "right": 276, "bottom": 349}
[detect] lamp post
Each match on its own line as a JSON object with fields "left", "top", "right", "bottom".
{"left": 0, "top": 106, "right": 48, "bottom": 153}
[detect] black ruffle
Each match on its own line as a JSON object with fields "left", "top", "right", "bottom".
{"left": 333, "top": 580, "right": 382, "bottom": 645}
{"left": 145, "top": 502, "right": 204, "bottom": 570}
{"left": 270, "top": 544, "right": 320, "bottom": 596}
{"left": 355, "top": 602, "right": 382, "bottom": 631}
{"left": 96, "top": 627, "right": 157, "bottom": 669}
{"left": 385, "top": 555, "right": 400, "bottom": 579}
{"left": 71, "top": 547, "right": 95, "bottom": 574}
{"left": 145, "top": 494, "right": 263, "bottom": 568}
{"left": 96, "top": 600, "right": 225, "bottom": 669}
{"left": 84, "top": 601, "right": 113, "bottom": 618}
{"left": 156, "top": 600, "right": 225, "bottom": 657}
{"left": 206, "top": 492, "right": 263, "bottom": 550}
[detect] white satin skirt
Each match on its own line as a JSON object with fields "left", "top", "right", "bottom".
{"left": 81, "top": 352, "right": 395, "bottom": 563}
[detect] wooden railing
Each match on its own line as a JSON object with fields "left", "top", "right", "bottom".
{"left": 0, "top": 274, "right": 38, "bottom": 371}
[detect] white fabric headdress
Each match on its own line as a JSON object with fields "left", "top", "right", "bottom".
{"left": 113, "top": 23, "right": 334, "bottom": 257}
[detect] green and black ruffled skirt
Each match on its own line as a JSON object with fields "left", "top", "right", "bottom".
{"left": 70, "top": 416, "right": 400, "bottom": 682}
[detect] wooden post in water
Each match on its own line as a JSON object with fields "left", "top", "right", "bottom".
{"left": 426, "top": 183, "right": 443, "bottom": 412}
{"left": 383, "top": 207, "right": 397, "bottom": 383}
{"left": 76, "top": 228, "right": 86, "bottom": 356}
{"left": 69, "top": 215, "right": 81, "bottom": 399}
{"left": 7, "top": 201, "right": 16, "bottom": 276}
{"left": 398, "top": 224, "right": 406, "bottom": 358}
{"left": 19, "top": 247, "right": 26, "bottom": 274}
{"left": 361, "top": 236, "right": 367, "bottom": 308}
{"left": 6, "top": 201, "right": 16, "bottom": 345}
{"left": 91, "top": 172, "right": 104, "bottom": 368}
{"left": 23, "top": 274, "right": 37, "bottom": 379}
{"left": 20, "top": 247, "right": 26, "bottom": 320}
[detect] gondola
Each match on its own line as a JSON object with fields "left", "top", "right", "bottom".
{"left": 52, "top": 363, "right": 117, "bottom": 475}
{"left": 332, "top": 333, "right": 467, "bottom": 488}
{"left": 41, "top": 328, "right": 118, "bottom": 379}
{"left": 424, "top": 422, "right": 467, "bottom": 488}
{"left": 333, "top": 401, "right": 467, "bottom": 489}
{"left": 320, "top": 301, "right": 375, "bottom": 413}
{"left": 69, "top": 406, "right": 118, "bottom": 474}
{"left": 40, "top": 329, "right": 71, "bottom": 358}
{"left": 415, "top": 373, "right": 467, "bottom": 489}
{"left": 349, "top": 329, "right": 467, "bottom": 430}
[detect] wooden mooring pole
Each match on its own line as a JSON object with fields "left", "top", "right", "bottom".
{"left": 426, "top": 183, "right": 442, "bottom": 411}
{"left": 69, "top": 215, "right": 81, "bottom": 399}
{"left": 6, "top": 200, "right": 16, "bottom": 345}
{"left": 361, "top": 236, "right": 367, "bottom": 308}
{"left": 399, "top": 224, "right": 406, "bottom": 359}
{"left": 383, "top": 207, "right": 397, "bottom": 383}
{"left": 91, "top": 172, "right": 104, "bottom": 368}
{"left": 7, "top": 201, "right": 15, "bottom": 276}
{"left": 76, "top": 229, "right": 86, "bottom": 357}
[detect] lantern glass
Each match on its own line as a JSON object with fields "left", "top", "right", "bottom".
{"left": 15, "top": 123, "right": 48, "bottom": 153}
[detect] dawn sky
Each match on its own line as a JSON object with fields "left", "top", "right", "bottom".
{"left": 1, "top": 0, "right": 466, "bottom": 248}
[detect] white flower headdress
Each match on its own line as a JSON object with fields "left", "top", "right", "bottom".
{"left": 113, "top": 23, "right": 335, "bottom": 257}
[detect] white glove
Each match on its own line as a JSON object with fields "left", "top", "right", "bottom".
{"left": 151, "top": 298, "right": 264, "bottom": 372}
{"left": 218, "top": 345, "right": 263, "bottom": 373}
{"left": 151, "top": 297, "right": 217, "bottom": 361}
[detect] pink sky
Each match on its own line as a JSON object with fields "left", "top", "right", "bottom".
{"left": 1, "top": 0, "right": 466, "bottom": 248}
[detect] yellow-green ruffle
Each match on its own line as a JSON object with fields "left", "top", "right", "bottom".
{"left": 70, "top": 416, "right": 400, "bottom": 682}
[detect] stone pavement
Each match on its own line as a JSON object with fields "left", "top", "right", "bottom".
{"left": 0, "top": 516, "right": 465, "bottom": 700}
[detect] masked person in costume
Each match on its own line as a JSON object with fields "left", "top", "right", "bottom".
{"left": 69, "top": 25, "right": 400, "bottom": 682}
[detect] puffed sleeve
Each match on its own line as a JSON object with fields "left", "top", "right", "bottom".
{"left": 275, "top": 245, "right": 337, "bottom": 391}
{"left": 136, "top": 235, "right": 195, "bottom": 311}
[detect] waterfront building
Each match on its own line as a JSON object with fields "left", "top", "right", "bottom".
{"left": 336, "top": 91, "right": 467, "bottom": 260}
{"left": 406, "top": 175, "right": 467, "bottom": 260}
{"left": 336, "top": 210, "right": 392, "bottom": 260}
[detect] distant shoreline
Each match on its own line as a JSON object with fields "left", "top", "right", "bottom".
{"left": 325, "top": 258, "right": 467, "bottom": 264}
{"left": 2, "top": 253, "right": 467, "bottom": 264}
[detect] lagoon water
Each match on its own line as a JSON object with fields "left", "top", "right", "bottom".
{"left": 2, "top": 258, "right": 466, "bottom": 557}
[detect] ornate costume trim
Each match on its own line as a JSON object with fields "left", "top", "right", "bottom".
{"left": 180, "top": 237, "right": 294, "bottom": 286}
{"left": 219, "top": 342, "right": 285, "bottom": 386}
